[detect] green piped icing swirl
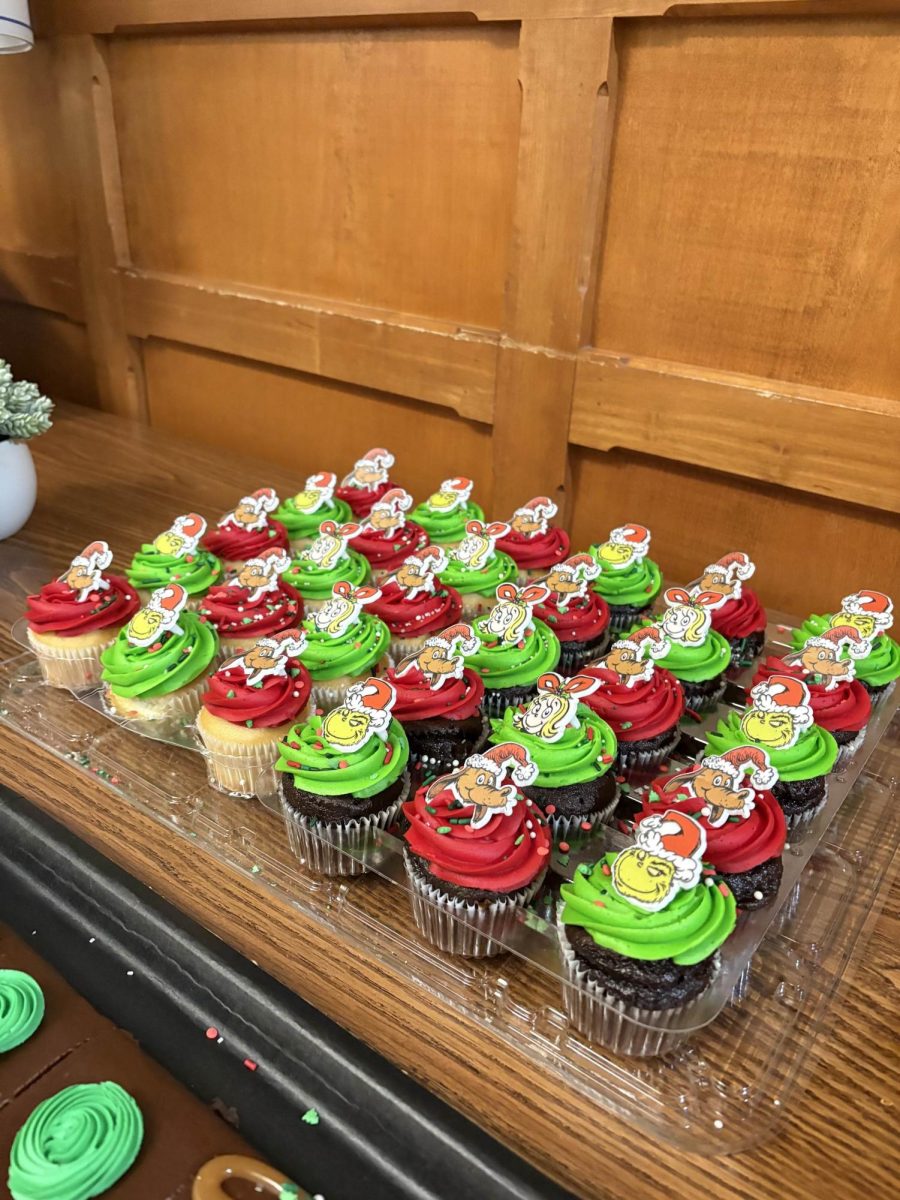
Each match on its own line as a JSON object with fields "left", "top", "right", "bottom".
{"left": 706, "top": 710, "right": 838, "bottom": 781}
{"left": 628, "top": 621, "right": 731, "bottom": 682}
{"left": 275, "top": 496, "right": 352, "bottom": 540}
{"left": 8, "top": 1081, "right": 143, "bottom": 1200}
{"left": 408, "top": 500, "right": 485, "bottom": 545}
{"left": 468, "top": 615, "right": 560, "bottom": 688}
{"left": 276, "top": 713, "right": 409, "bottom": 798}
{"left": 792, "top": 614, "right": 900, "bottom": 688}
{"left": 299, "top": 612, "right": 389, "bottom": 680}
{"left": 100, "top": 611, "right": 219, "bottom": 697}
{"left": 561, "top": 854, "right": 736, "bottom": 964}
{"left": 281, "top": 550, "right": 370, "bottom": 601}
{"left": 0, "top": 970, "right": 44, "bottom": 1053}
{"left": 126, "top": 545, "right": 222, "bottom": 597}
{"left": 589, "top": 554, "right": 662, "bottom": 608}
{"left": 489, "top": 704, "right": 617, "bottom": 787}
{"left": 439, "top": 551, "right": 517, "bottom": 597}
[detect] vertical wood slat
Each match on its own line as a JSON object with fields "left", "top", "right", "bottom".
{"left": 491, "top": 17, "right": 617, "bottom": 523}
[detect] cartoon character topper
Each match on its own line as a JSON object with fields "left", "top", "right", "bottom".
{"left": 341, "top": 448, "right": 394, "bottom": 491}
{"left": 219, "top": 488, "right": 279, "bottom": 532}
{"left": 389, "top": 544, "right": 448, "bottom": 599}
{"left": 831, "top": 590, "right": 893, "bottom": 640}
{"left": 452, "top": 520, "right": 511, "bottom": 571}
{"left": 512, "top": 673, "right": 601, "bottom": 743}
{"left": 657, "top": 746, "right": 777, "bottom": 827}
{"left": 223, "top": 629, "right": 307, "bottom": 686}
{"left": 510, "top": 497, "right": 558, "bottom": 539}
{"left": 784, "top": 625, "right": 870, "bottom": 690}
{"left": 423, "top": 477, "right": 473, "bottom": 514}
{"left": 312, "top": 580, "right": 381, "bottom": 638}
{"left": 592, "top": 524, "right": 651, "bottom": 571}
{"left": 483, "top": 582, "right": 550, "bottom": 645}
{"left": 366, "top": 487, "right": 413, "bottom": 536}
{"left": 289, "top": 471, "right": 337, "bottom": 515}
{"left": 125, "top": 583, "right": 188, "bottom": 647}
{"left": 427, "top": 742, "right": 538, "bottom": 831}
{"left": 61, "top": 541, "right": 113, "bottom": 602}
{"left": 612, "top": 811, "right": 706, "bottom": 912}
{"left": 229, "top": 547, "right": 291, "bottom": 602}
{"left": 544, "top": 553, "right": 599, "bottom": 604}
{"left": 692, "top": 551, "right": 755, "bottom": 605}
{"left": 321, "top": 677, "right": 396, "bottom": 752}
{"left": 300, "top": 520, "right": 362, "bottom": 570}
{"left": 598, "top": 626, "right": 670, "bottom": 688}
{"left": 740, "top": 673, "right": 813, "bottom": 750}
{"left": 659, "top": 587, "right": 723, "bottom": 645}
{"left": 152, "top": 513, "right": 207, "bottom": 559}
{"left": 395, "top": 623, "right": 478, "bottom": 689}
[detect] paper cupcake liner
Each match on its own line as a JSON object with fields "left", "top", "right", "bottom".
{"left": 546, "top": 788, "right": 619, "bottom": 843}
{"left": 836, "top": 727, "right": 866, "bottom": 767}
{"left": 385, "top": 633, "right": 429, "bottom": 668}
{"left": 405, "top": 851, "right": 546, "bottom": 958}
{"left": 556, "top": 633, "right": 611, "bottom": 675}
{"left": 680, "top": 676, "right": 727, "bottom": 713}
{"left": 780, "top": 779, "right": 829, "bottom": 834}
{"left": 406, "top": 713, "right": 490, "bottom": 779}
{"left": 482, "top": 684, "right": 539, "bottom": 719}
{"left": 617, "top": 728, "right": 681, "bottom": 774}
{"left": 281, "top": 776, "right": 409, "bottom": 877}
{"left": 196, "top": 722, "right": 292, "bottom": 799}
{"left": 26, "top": 628, "right": 116, "bottom": 690}
{"left": 105, "top": 673, "right": 210, "bottom": 722}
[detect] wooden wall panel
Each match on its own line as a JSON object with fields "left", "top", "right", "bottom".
{"left": 0, "top": 303, "right": 97, "bottom": 407}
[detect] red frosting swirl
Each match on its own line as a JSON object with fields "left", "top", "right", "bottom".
{"left": 496, "top": 527, "right": 570, "bottom": 571}
{"left": 336, "top": 480, "right": 394, "bottom": 519}
{"left": 26, "top": 575, "right": 140, "bottom": 636}
{"left": 201, "top": 658, "right": 311, "bottom": 728}
{"left": 752, "top": 655, "right": 871, "bottom": 734}
{"left": 350, "top": 521, "right": 428, "bottom": 571}
{"left": 199, "top": 581, "right": 303, "bottom": 638}
{"left": 386, "top": 665, "right": 484, "bottom": 722}
{"left": 369, "top": 580, "right": 462, "bottom": 638}
{"left": 710, "top": 587, "right": 767, "bottom": 639}
{"left": 535, "top": 591, "right": 609, "bottom": 644}
{"left": 640, "top": 777, "right": 786, "bottom": 874}
{"left": 581, "top": 665, "right": 685, "bottom": 742}
{"left": 403, "top": 779, "right": 550, "bottom": 892}
{"left": 202, "top": 519, "right": 289, "bottom": 562}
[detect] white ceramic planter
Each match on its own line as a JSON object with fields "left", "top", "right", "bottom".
{"left": 0, "top": 439, "right": 37, "bottom": 539}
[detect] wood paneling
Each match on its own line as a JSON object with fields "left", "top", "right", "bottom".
{"left": 0, "top": 303, "right": 97, "bottom": 407}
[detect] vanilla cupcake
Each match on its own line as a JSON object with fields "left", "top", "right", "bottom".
{"left": 281, "top": 519, "right": 370, "bottom": 613}
{"left": 202, "top": 488, "right": 290, "bottom": 573}
{"left": 299, "top": 580, "right": 390, "bottom": 710}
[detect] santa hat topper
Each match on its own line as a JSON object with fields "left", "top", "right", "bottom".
{"left": 424, "top": 476, "right": 474, "bottom": 514}
{"left": 839, "top": 590, "right": 893, "bottom": 634}
{"left": 741, "top": 673, "right": 813, "bottom": 748}
{"left": 660, "top": 745, "right": 777, "bottom": 827}
{"left": 437, "top": 741, "right": 537, "bottom": 830}
{"left": 290, "top": 471, "right": 337, "bottom": 515}
{"left": 600, "top": 625, "right": 671, "bottom": 688}
{"left": 544, "top": 553, "right": 600, "bottom": 602}
{"left": 61, "top": 540, "right": 114, "bottom": 602}
{"left": 513, "top": 672, "right": 601, "bottom": 742}
{"left": 395, "top": 622, "right": 479, "bottom": 690}
{"left": 788, "top": 623, "right": 870, "bottom": 690}
{"left": 321, "top": 677, "right": 397, "bottom": 753}
{"left": 511, "top": 496, "right": 558, "bottom": 538}
{"left": 367, "top": 487, "right": 413, "bottom": 533}
{"left": 691, "top": 551, "right": 756, "bottom": 603}
{"left": 312, "top": 579, "right": 381, "bottom": 638}
{"left": 611, "top": 811, "right": 707, "bottom": 912}
{"left": 341, "top": 448, "right": 395, "bottom": 489}
{"left": 153, "top": 513, "right": 207, "bottom": 558}
{"left": 230, "top": 546, "right": 292, "bottom": 600}
{"left": 126, "top": 583, "right": 188, "bottom": 646}
{"left": 389, "top": 543, "right": 448, "bottom": 599}
{"left": 592, "top": 523, "right": 651, "bottom": 572}
{"left": 224, "top": 627, "right": 308, "bottom": 686}
{"left": 219, "top": 488, "right": 279, "bottom": 531}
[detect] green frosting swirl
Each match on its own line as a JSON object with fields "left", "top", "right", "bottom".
{"left": 468, "top": 615, "right": 560, "bottom": 688}
{"left": 589, "top": 553, "right": 662, "bottom": 607}
{"left": 635, "top": 623, "right": 732, "bottom": 682}
{"left": 281, "top": 550, "right": 370, "bottom": 601}
{"left": 300, "top": 612, "right": 390, "bottom": 680}
{"left": 706, "top": 710, "right": 838, "bottom": 781}
{"left": 0, "top": 970, "right": 44, "bottom": 1052}
{"left": 126, "top": 545, "right": 222, "bottom": 597}
{"left": 275, "top": 495, "right": 352, "bottom": 539}
{"left": 489, "top": 704, "right": 617, "bottom": 786}
{"left": 439, "top": 551, "right": 518, "bottom": 597}
{"left": 100, "top": 611, "right": 219, "bottom": 697}
{"left": 8, "top": 1081, "right": 143, "bottom": 1200}
{"left": 792, "top": 614, "right": 900, "bottom": 688}
{"left": 276, "top": 712, "right": 409, "bottom": 798}
{"left": 561, "top": 854, "right": 736, "bottom": 964}
{"left": 409, "top": 500, "right": 485, "bottom": 545}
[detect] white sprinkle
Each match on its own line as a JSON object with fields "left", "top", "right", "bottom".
{"left": 89, "top": 937, "right": 95, "bottom": 944}
{"left": 713, "top": 1119, "right": 724, "bottom": 1129}
{"left": 217, "top": 1036, "right": 223, "bottom": 1044}
{"left": 126, "top": 970, "right": 134, "bottom": 976}
{"left": 753, "top": 890, "right": 763, "bottom": 900}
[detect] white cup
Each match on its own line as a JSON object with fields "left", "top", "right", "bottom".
{"left": 0, "top": 1, "right": 33, "bottom": 53}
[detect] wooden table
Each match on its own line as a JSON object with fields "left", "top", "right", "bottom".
{"left": 1, "top": 402, "right": 897, "bottom": 1199}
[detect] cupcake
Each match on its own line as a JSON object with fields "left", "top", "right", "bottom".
{"left": 25, "top": 541, "right": 140, "bottom": 689}
{"left": 705, "top": 673, "right": 838, "bottom": 829}
{"left": 439, "top": 520, "right": 518, "bottom": 618}
{"left": 558, "top": 811, "right": 736, "bottom": 1054}
{"left": 536, "top": 553, "right": 610, "bottom": 672}
{"left": 791, "top": 589, "right": 899, "bottom": 700}
{"left": 274, "top": 471, "right": 352, "bottom": 552}
{"left": 489, "top": 672, "right": 619, "bottom": 841}
{"left": 300, "top": 580, "right": 390, "bottom": 709}
{"left": 281, "top": 519, "right": 370, "bottom": 612}
{"left": 349, "top": 487, "right": 428, "bottom": 583}
{"left": 368, "top": 545, "right": 462, "bottom": 664}
{"left": 402, "top": 742, "right": 550, "bottom": 957}
{"left": 278, "top": 677, "right": 410, "bottom": 876}
{"left": 649, "top": 587, "right": 732, "bottom": 710}
{"left": 639, "top": 746, "right": 786, "bottom": 909}
{"left": 581, "top": 627, "right": 685, "bottom": 772}
{"left": 388, "top": 623, "right": 486, "bottom": 773}
{"left": 466, "top": 583, "right": 561, "bottom": 716}
{"left": 335, "top": 447, "right": 397, "bottom": 519}
{"left": 202, "top": 488, "right": 290, "bottom": 573}
{"left": 197, "top": 629, "right": 311, "bottom": 796}
{"left": 589, "top": 523, "right": 663, "bottom": 630}
{"left": 409, "top": 477, "right": 485, "bottom": 549}
{"left": 100, "top": 583, "right": 219, "bottom": 720}
{"left": 496, "top": 496, "right": 570, "bottom": 584}
{"left": 198, "top": 547, "right": 302, "bottom": 656}
{"left": 127, "top": 513, "right": 223, "bottom": 608}
{"left": 693, "top": 551, "right": 767, "bottom": 666}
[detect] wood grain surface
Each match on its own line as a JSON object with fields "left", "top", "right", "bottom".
{"left": 0, "top": 403, "right": 897, "bottom": 1200}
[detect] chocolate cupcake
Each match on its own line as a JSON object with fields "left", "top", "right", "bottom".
{"left": 535, "top": 553, "right": 610, "bottom": 673}
{"left": 644, "top": 587, "right": 732, "bottom": 711}
{"left": 495, "top": 496, "right": 570, "bottom": 584}
{"left": 589, "top": 523, "right": 662, "bottom": 631}
{"left": 691, "top": 551, "right": 767, "bottom": 666}
{"left": 791, "top": 589, "right": 899, "bottom": 700}
{"left": 465, "top": 584, "right": 561, "bottom": 716}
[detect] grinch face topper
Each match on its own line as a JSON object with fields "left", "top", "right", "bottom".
{"left": 61, "top": 540, "right": 113, "bottom": 602}
{"left": 510, "top": 496, "right": 558, "bottom": 539}
{"left": 312, "top": 580, "right": 381, "bottom": 638}
{"left": 599, "top": 626, "right": 670, "bottom": 688}
{"left": 219, "top": 488, "right": 279, "bottom": 532}
{"left": 388, "top": 544, "right": 448, "bottom": 599}
{"left": 740, "top": 673, "right": 814, "bottom": 750}
{"left": 321, "top": 677, "right": 396, "bottom": 752}
{"left": 832, "top": 590, "right": 893, "bottom": 640}
{"left": 659, "top": 587, "right": 722, "bottom": 645}
{"left": 426, "top": 741, "right": 538, "bottom": 831}
{"left": 290, "top": 471, "right": 337, "bottom": 515}
{"left": 658, "top": 746, "right": 777, "bottom": 828}
{"left": 612, "top": 811, "right": 706, "bottom": 912}
{"left": 229, "top": 547, "right": 291, "bottom": 602}
{"left": 452, "top": 520, "right": 510, "bottom": 571}
{"left": 341, "top": 448, "right": 394, "bottom": 491}
{"left": 544, "top": 553, "right": 599, "bottom": 603}
{"left": 395, "top": 622, "right": 478, "bottom": 690}
{"left": 484, "top": 582, "right": 549, "bottom": 645}
{"left": 692, "top": 551, "right": 755, "bottom": 605}
{"left": 125, "top": 583, "right": 188, "bottom": 647}
{"left": 593, "top": 523, "right": 651, "bottom": 571}
{"left": 424, "top": 477, "right": 473, "bottom": 514}
{"left": 512, "top": 673, "right": 601, "bottom": 743}
{"left": 785, "top": 625, "right": 870, "bottom": 690}
{"left": 300, "top": 520, "right": 362, "bottom": 570}
{"left": 152, "top": 513, "right": 207, "bottom": 559}
{"left": 223, "top": 629, "right": 307, "bottom": 687}
{"left": 366, "top": 487, "right": 413, "bottom": 536}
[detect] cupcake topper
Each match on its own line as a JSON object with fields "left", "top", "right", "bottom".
{"left": 510, "top": 496, "right": 558, "bottom": 539}
{"left": 544, "top": 553, "right": 599, "bottom": 603}
{"left": 290, "top": 471, "right": 337, "bottom": 515}
{"left": 612, "top": 810, "right": 707, "bottom": 912}
{"left": 658, "top": 746, "right": 777, "bottom": 827}
{"left": 452, "top": 520, "right": 510, "bottom": 571}
{"left": 784, "top": 624, "right": 870, "bottom": 690}
{"left": 230, "top": 547, "right": 291, "bottom": 602}
{"left": 740, "top": 673, "right": 814, "bottom": 750}
{"left": 424, "top": 476, "right": 473, "bottom": 514}
{"left": 312, "top": 580, "right": 381, "bottom": 638}
{"left": 833, "top": 589, "right": 893, "bottom": 639}
{"left": 300, "top": 520, "right": 362, "bottom": 570}
{"left": 395, "top": 622, "right": 478, "bottom": 690}
{"left": 341, "top": 448, "right": 394, "bottom": 490}
{"left": 513, "top": 672, "right": 601, "bottom": 743}
{"left": 60, "top": 540, "right": 113, "bottom": 602}
{"left": 152, "top": 513, "right": 207, "bottom": 559}
{"left": 484, "top": 582, "right": 550, "bottom": 645}
{"left": 223, "top": 629, "right": 307, "bottom": 686}
{"left": 219, "top": 488, "right": 279, "bottom": 532}
{"left": 427, "top": 741, "right": 538, "bottom": 831}
{"left": 125, "top": 583, "right": 188, "bottom": 647}
{"left": 365, "top": 487, "right": 413, "bottom": 536}
{"left": 593, "top": 523, "right": 651, "bottom": 571}
{"left": 321, "top": 677, "right": 396, "bottom": 752}
{"left": 691, "top": 551, "right": 755, "bottom": 605}
{"left": 389, "top": 544, "right": 448, "bottom": 599}
{"left": 597, "top": 626, "right": 670, "bottom": 688}
{"left": 659, "top": 587, "right": 722, "bottom": 645}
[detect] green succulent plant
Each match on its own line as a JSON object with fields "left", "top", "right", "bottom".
{"left": 0, "top": 360, "right": 53, "bottom": 441}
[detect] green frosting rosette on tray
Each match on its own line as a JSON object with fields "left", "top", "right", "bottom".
{"left": 0, "top": 970, "right": 45, "bottom": 1053}
{"left": 791, "top": 594, "right": 899, "bottom": 695}
{"left": 276, "top": 706, "right": 409, "bottom": 799}
{"left": 274, "top": 471, "right": 352, "bottom": 545}
{"left": 127, "top": 512, "right": 222, "bottom": 601}
{"left": 409, "top": 477, "right": 484, "bottom": 546}
{"left": 706, "top": 709, "right": 837, "bottom": 784}
{"left": 589, "top": 523, "right": 663, "bottom": 629}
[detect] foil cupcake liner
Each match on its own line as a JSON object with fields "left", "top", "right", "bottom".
{"left": 482, "top": 684, "right": 539, "bottom": 719}
{"left": 617, "top": 728, "right": 681, "bottom": 774}
{"left": 836, "top": 727, "right": 867, "bottom": 767}
{"left": 780, "top": 780, "right": 829, "bottom": 834}
{"left": 680, "top": 677, "right": 727, "bottom": 713}
{"left": 26, "top": 628, "right": 117, "bottom": 690}
{"left": 556, "top": 632, "right": 612, "bottom": 675}
{"left": 546, "top": 787, "right": 619, "bottom": 843}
